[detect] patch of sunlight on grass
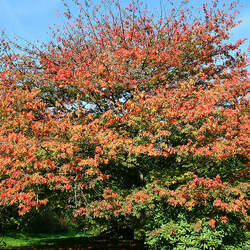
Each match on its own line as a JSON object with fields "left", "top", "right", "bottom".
{"left": 1, "top": 231, "right": 87, "bottom": 248}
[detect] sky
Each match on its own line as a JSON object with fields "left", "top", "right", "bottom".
{"left": 0, "top": 0, "right": 249, "bottom": 53}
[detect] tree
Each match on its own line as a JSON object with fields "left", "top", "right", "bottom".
{"left": 0, "top": 0, "right": 249, "bottom": 248}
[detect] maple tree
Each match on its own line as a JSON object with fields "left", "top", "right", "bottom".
{"left": 0, "top": 0, "right": 249, "bottom": 247}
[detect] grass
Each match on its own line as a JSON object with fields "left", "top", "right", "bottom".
{"left": 0, "top": 231, "right": 87, "bottom": 249}
{"left": 0, "top": 231, "right": 146, "bottom": 249}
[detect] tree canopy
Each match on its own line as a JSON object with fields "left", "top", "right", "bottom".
{"left": 0, "top": 0, "right": 249, "bottom": 248}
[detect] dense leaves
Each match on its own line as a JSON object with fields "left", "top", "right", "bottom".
{"left": 0, "top": 0, "right": 249, "bottom": 248}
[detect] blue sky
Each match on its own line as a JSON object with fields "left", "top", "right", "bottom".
{"left": 0, "top": 0, "right": 249, "bottom": 53}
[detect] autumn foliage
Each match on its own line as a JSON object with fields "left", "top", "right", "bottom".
{"left": 0, "top": 0, "right": 249, "bottom": 248}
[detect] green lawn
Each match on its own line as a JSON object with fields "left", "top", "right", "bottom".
{"left": 1, "top": 231, "right": 145, "bottom": 249}
{"left": 0, "top": 231, "right": 87, "bottom": 249}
